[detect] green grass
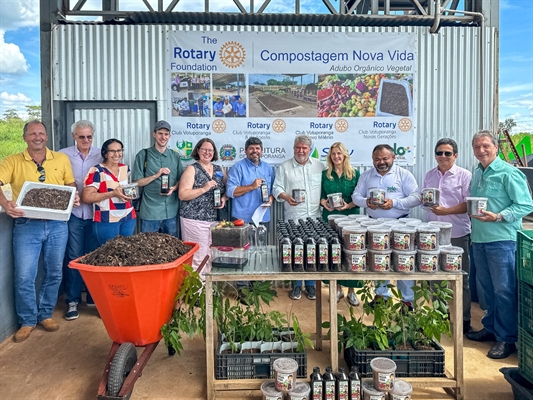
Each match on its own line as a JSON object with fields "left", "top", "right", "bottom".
{"left": 0, "top": 120, "right": 26, "bottom": 161}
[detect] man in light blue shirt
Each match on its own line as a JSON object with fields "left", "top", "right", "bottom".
{"left": 352, "top": 144, "right": 421, "bottom": 310}
{"left": 234, "top": 97, "right": 246, "bottom": 117}
{"left": 466, "top": 130, "right": 533, "bottom": 359}
{"left": 227, "top": 137, "right": 275, "bottom": 298}
{"left": 59, "top": 120, "right": 101, "bottom": 320}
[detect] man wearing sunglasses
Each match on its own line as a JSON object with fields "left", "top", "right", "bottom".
{"left": 0, "top": 120, "right": 78, "bottom": 343}
{"left": 59, "top": 120, "right": 102, "bottom": 321}
{"left": 465, "top": 130, "right": 533, "bottom": 359}
{"left": 422, "top": 138, "right": 472, "bottom": 334}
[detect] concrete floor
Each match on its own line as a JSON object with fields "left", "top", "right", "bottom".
{"left": 0, "top": 284, "right": 518, "bottom": 400}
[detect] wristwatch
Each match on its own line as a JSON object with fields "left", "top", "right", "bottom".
{"left": 495, "top": 213, "right": 502, "bottom": 222}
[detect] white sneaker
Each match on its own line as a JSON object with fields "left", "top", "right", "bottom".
{"left": 347, "top": 292, "right": 360, "bottom": 306}
{"left": 337, "top": 290, "right": 344, "bottom": 303}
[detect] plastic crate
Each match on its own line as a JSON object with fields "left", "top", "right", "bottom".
{"left": 500, "top": 367, "right": 533, "bottom": 400}
{"left": 216, "top": 342, "right": 307, "bottom": 380}
{"left": 519, "top": 327, "right": 533, "bottom": 385}
{"left": 519, "top": 281, "right": 533, "bottom": 336}
{"left": 517, "top": 231, "right": 533, "bottom": 286}
{"left": 344, "top": 341, "right": 445, "bottom": 378}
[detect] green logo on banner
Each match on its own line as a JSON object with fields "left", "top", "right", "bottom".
{"left": 176, "top": 140, "right": 193, "bottom": 160}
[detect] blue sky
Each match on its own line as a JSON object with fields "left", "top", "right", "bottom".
{"left": 0, "top": 0, "right": 531, "bottom": 133}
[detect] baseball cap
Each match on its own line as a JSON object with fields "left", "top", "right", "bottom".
{"left": 153, "top": 120, "right": 171, "bottom": 132}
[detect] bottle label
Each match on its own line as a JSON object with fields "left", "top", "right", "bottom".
{"left": 325, "top": 381, "right": 336, "bottom": 400}
{"left": 373, "top": 254, "right": 390, "bottom": 272}
{"left": 445, "top": 254, "right": 461, "bottom": 271}
{"left": 350, "top": 381, "right": 361, "bottom": 399}
{"left": 394, "top": 232, "right": 411, "bottom": 250}
{"left": 420, "top": 253, "right": 438, "bottom": 272}
{"left": 418, "top": 232, "right": 437, "bottom": 250}
{"left": 282, "top": 244, "right": 291, "bottom": 264}
{"left": 213, "top": 189, "right": 221, "bottom": 207}
{"left": 319, "top": 244, "right": 328, "bottom": 263}
{"left": 372, "top": 232, "right": 389, "bottom": 250}
{"left": 350, "top": 254, "right": 366, "bottom": 272}
{"left": 261, "top": 183, "right": 269, "bottom": 202}
{"left": 397, "top": 254, "right": 414, "bottom": 273}
{"left": 161, "top": 174, "right": 169, "bottom": 191}
{"left": 307, "top": 246, "right": 316, "bottom": 264}
{"left": 338, "top": 381, "right": 349, "bottom": 400}
{"left": 312, "top": 381, "right": 323, "bottom": 400}
{"left": 349, "top": 233, "right": 365, "bottom": 250}
{"left": 331, "top": 244, "right": 341, "bottom": 264}
{"left": 294, "top": 244, "right": 303, "bottom": 264}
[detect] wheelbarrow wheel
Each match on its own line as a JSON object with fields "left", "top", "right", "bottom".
{"left": 107, "top": 342, "right": 138, "bottom": 397}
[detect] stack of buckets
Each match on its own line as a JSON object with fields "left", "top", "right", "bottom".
{"left": 362, "top": 357, "right": 413, "bottom": 400}
{"left": 260, "top": 358, "right": 310, "bottom": 400}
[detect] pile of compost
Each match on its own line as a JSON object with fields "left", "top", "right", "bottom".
{"left": 79, "top": 232, "right": 192, "bottom": 266}
{"left": 21, "top": 188, "right": 71, "bottom": 210}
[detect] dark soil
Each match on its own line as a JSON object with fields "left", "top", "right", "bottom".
{"left": 241, "top": 349, "right": 260, "bottom": 353}
{"left": 21, "top": 188, "right": 71, "bottom": 210}
{"left": 79, "top": 232, "right": 192, "bottom": 266}
{"left": 220, "top": 349, "right": 238, "bottom": 354}
{"left": 396, "top": 342, "right": 415, "bottom": 351}
{"left": 415, "top": 344, "right": 434, "bottom": 351}
{"left": 262, "top": 349, "right": 282, "bottom": 353}
{"left": 257, "top": 93, "right": 300, "bottom": 112}
{"left": 380, "top": 81, "right": 409, "bottom": 116}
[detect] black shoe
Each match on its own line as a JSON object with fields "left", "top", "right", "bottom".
{"left": 463, "top": 320, "right": 471, "bottom": 335}
{"left": 401, "top": 301, "right": 414, "bottom": 314}
{"left": 466, "top": 328, "right": 496, "bottom": 342}
{"left": 368, "top": 295, "right": 383, "bottom": 309}
{"left": 487, "top": 342, "right": 516, "bottom": 359}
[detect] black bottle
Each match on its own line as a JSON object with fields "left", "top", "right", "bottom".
{"left": 317, "top": 236, "right": 329, "bottom": 272}
{"left": 348, "top": 365, "right": 361, "bottom": 400}
{"left": 310, "top": 366, "right": 323, "bottom": 400}
{"left": 160, "top": 173, "right": 170, "bottom": 194}
{"left": 323, "top": 366, "right": 336, "bottom": 400}
{"left": 292, "top": 236, "right": 305, "bottom": 272}
{"left": 336, "top": 367, "right": 349, "bottom": 400}
{"left": 280, "top": 235, "right": 292, "bottom": 272}
{"left": 329, "top": 235, "right": 342, "bottom": 272}
{"left": 305, "top": 236, "right": 317, "bottom": 272}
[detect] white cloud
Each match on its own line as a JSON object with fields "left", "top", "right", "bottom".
{"left": 0, "top": 0, "right": 39, "bottom": 31}
{"left": 499, "top": 83, "right": 533, "bottom": 93}
{"left": 0, "top": 31, "right": 29, "bottom": 74}
{"left": 0, "top": 91, "right": 32, "bottom": 107}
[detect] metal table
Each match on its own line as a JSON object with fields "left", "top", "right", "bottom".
{"left": 205, "top": 246, "right": 464, "bottom": 400}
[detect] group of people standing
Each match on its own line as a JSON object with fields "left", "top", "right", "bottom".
{"left": 0, "top": 121, "right": 531, "bottom": 362}
{"left": 213, "top": 96, "right": 246, "bottom": 118}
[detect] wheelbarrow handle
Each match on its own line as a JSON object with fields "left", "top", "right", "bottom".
{"left": 195, "top": 255, "right": 209, "bottom": 275}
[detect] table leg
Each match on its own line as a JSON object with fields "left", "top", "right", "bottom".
{"left": 316, "top": 279, "right": 322, "bottom": 350}
{"left": 329, "top": 279, "right": 338, "bottom": 370}
{"left": 206, "top": 278, "right": 214, "bottom": 400}
{"left": 452, "top": 276, "right": 464, "bottom": 400}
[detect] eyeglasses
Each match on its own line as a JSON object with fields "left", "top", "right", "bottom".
{"left": 199, "top": 148, "right": 214, "bottom": 154}
{"left": 77, "top": 135, "right": 93, "bottom": 140}
{"left": 37, "top": 166, "right": 46, "bottom": 182}
{"left": 107, "top": 149, "right": 124, "bottom": 155}
{"left": 435, "top": 151, "right": 454, "bottom": 157}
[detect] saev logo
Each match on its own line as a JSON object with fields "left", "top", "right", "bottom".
{"left": 392, "top": 143, "right": 411, "bottom": 156}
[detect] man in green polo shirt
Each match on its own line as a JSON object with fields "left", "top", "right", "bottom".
{"left": 133, "top": 120, "right": 183, "bottom": 236}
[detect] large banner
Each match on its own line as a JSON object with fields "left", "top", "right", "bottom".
{"left": 167, "top": 31, "right": 417, "bottom": 166}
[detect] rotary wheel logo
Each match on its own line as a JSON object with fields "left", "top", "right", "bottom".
{"left": 220, "top": 144, "right": 236, "bottom": 161}
{"left": 398, "top": 118, "right": 412, "bottom": 132}
{"left": 212, "top": 119, "right": 226, "bottom": 133}
{"left": 272, "top": 119, "right": 286, "bottom": 133}
{"left": 219, "top": 41, "right": 246, "bottom": 68}
{"left": 335, "top": 119, "right": 349, "bottom": 133}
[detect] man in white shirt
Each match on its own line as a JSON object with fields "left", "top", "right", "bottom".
{"left": 352, "top": 144, "right": 421, "bottom": 310}
{"left": 273, "top": 135, "right": 326, "bottom": 300}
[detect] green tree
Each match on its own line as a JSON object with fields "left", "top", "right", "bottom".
{"left": 26, "top": 105, "right": 41, "bottom": 121}
{"left": 499, "top": 118, "right": 517, "bottom": 133}
{"left": 3, "top": 109, "right": 21, "bottom": 121}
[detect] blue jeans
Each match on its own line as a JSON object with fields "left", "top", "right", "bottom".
{"left": 93, "top": 217, "right": 136, "bottom": 247}
{"left": 64, "top": 215, "right": 97, "bottom": 304}
{"left": 472, "top": 241, "right": 517, "bottom": 343}
{"left": 375, "top": 280, "right": 414, "bottom": 302}
{"left": 13, "top": 218, "right": 68, "bottom": 326}
{"left": 294, "top": 280, "right": 315, "bottom": 288}
{"left": 141, "top": 217, "right": 178, "bottom": 237}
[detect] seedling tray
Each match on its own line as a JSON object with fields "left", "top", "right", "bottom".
{"left": 517, "top": 230, "right": 533, "bottom": 286}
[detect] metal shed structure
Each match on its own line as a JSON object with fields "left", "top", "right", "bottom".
{"left": 0, "top": 0, "right": 499, "bottom": 343}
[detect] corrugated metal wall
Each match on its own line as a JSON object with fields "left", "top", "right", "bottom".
{"left": 53, "top": 23, "right": 497, "bottom": 223}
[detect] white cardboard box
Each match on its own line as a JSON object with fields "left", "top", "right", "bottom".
{"left": 16, "top": 182, "right": 76, "bottom": 221}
